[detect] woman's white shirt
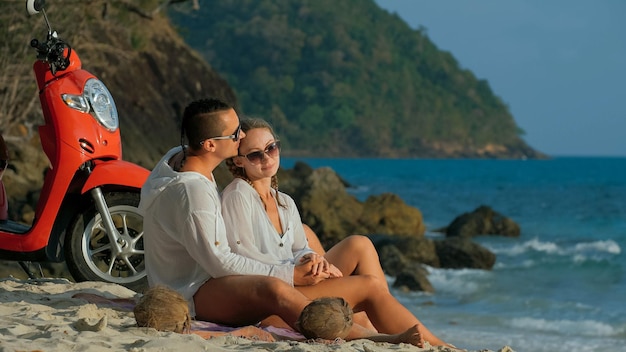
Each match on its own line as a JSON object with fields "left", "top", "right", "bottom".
{"left": 221, "top": 178, "right": 314, "bottom": 269}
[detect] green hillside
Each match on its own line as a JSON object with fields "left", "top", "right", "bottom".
{"left": 167, "top": 0, "right": 542, "bottom": 158}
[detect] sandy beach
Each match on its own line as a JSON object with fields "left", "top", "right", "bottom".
{"left": 0, "top": 277, "right": 515, "bottom": 352}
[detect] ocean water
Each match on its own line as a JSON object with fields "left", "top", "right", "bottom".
{"left": 282, "top": 157, "right": 626, "bottom": 352}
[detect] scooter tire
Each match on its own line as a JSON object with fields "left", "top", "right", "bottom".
{"left": 65, "top": 191, "right": 147, "bottom": 292}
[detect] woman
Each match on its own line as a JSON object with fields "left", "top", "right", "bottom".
{"left": 221, "top": 117, "right": 452, "bottom": 347}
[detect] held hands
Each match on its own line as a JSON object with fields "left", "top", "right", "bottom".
{"left": 305, "top": 253, "right": 343, "bottom": 279}
{"left": 293, "top": 253, "right": 343, "bottom": 286}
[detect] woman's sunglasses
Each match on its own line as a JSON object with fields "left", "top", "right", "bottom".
{"left": 240, "top": 141, "right": 281, "bottom": 165}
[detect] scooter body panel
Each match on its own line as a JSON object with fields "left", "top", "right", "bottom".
{"left": 33, "top": 49, "right": 82, "bottom": 90}
{"left": 81, "top": 160, "right": 149, "bottom": 193}
{"left": 0, "top": 49, "right": 147, "bottom": 257}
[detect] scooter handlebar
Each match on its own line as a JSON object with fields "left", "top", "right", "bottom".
{"left": 31, "top": 33, "right": 71, "bottom": 74}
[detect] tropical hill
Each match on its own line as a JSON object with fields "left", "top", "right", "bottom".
{"left": 167, "top": 0, "right": 544, "bottom": 158}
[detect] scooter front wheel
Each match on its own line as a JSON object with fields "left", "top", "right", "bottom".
{"left": 65, "top": 191, "right": 147, "bottom": 292}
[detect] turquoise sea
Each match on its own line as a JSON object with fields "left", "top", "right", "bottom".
{"left": 282, "top": 157, "right": 626, "bottom": 352}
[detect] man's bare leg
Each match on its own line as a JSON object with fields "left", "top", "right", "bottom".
{"left": 195, "top": 275, "right": 388, "bottom": 344}
{"left": 194, "top": 275, "right": 309, "bottom": 330}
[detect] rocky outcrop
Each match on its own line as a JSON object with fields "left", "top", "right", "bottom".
{"left": 378, "top": 245, "right": 434, "bottom": 293}
{"left": 370, "top": 235, "right": 439, "bottom": 268}
{"left": 441, "top": 205, "right": 520, "bottom": 238}
{"left": 434, "top": 237, "right": 497, "bottom": 269}
{"left": 277, "top": 162, "right": 425, "bottom": 249}
{"left": 358, "top": 194, "right": 426, "bottom": 237}
{"left": 371, "top": 234, "right": 496, "bottom": 270}
{"left": 372, "top": 233, "right": 496, "bottom": 292}
{"left": 378, "top": 245, "right": 412, "bottom": 277}
{"left": 393, "top": 264, "right": 434, "bottom": 293}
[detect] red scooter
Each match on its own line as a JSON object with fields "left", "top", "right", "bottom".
{"left": 0, "top": 0, "right": 149, "bottom": 291}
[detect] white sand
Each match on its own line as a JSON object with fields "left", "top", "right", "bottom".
{"left": 0, "top": 278, "right": 515, "bottom": 351}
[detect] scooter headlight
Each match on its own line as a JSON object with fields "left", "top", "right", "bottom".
{"left": 83, "top": 78, "right": 119, "bottom": 132}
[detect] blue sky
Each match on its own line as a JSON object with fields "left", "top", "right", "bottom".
{"left": 375, "top": 0, "right": 626, "bottom": 157}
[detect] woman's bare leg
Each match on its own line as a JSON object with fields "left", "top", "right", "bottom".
{"left": 362, "top": 324, "right": 424, "bottom": 346}
{"left": 303, "top": 226, "right": 386, "bottom": 287}
{"left": 324, "top": 235, "right": 387, "bottom": 289}
{"left": 304, "top": 227, "right": 383, "bottom": 331}
{"left": 302, "top": 227, "right": 448, "bottom": 346}
{"left": 303, "top": 224, "right": 326, "bottom": 254}
{"left": 296, "top": 274, "right": 449, "bottom": 346}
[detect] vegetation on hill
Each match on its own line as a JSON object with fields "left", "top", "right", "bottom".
{"left": 167, "top": 0, "right": 542, "bottom": 158}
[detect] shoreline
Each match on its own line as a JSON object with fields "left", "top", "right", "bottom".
{"left": 0, "top": 277, "right": 515, "bottom": 352}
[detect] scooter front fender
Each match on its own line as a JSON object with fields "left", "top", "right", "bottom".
{"left": 81, "top": 160, "right": 149, "bottom": 194}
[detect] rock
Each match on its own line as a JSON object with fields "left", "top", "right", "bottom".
{"left": 446, "top": 205, "right": 520, "bottom": 238}
{"left": 278, "top": 165, "right": 426, "bottom": 249}
{"left": 378, "top": 244, "right": 410, "bottom": 277}
{"left": 297, "top": 167, "right": 364, "bottom": 248}
{"left": 393, "top": 264, "right": 434, "bottom": 293}
{"left": 396, "top": 236, "right": 438, "bottom": 267}
{"left": 434, "top": 237, "right": 496, "bottom": 269}
{"left": 356, "top": 193, "right": 425, "bottom": 237}
{"left": 371, "top": 235, "right": 440, "bottom": 268}
{"left": 376, "top": 236, "right": 436, "bottom": 293}
{"left": 493, "top": 217, "right": 520, "bottom": 237}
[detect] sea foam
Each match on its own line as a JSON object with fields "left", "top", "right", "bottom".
{"left": 508, "top": 317, "right": 623, "bottom": 337}
{"left": 488, "top": 238, "right": 621, "bottom": 257}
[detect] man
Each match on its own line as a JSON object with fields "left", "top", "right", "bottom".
{"left": 139, "top": 98, "right": 448, "bottom": 347}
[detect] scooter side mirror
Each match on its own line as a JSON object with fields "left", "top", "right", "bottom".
{"left": 26, "top": 0, "right": 46, "bottom": 15}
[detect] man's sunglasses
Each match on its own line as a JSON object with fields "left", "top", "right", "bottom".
{"left": 240, "top": 141, "right": 281, "bottom": 165}
{"left": 200, "top": 124, "right": 242, "bottom": 145}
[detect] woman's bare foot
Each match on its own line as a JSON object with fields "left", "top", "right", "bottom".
{"left": 390, "top": 324, "right": 423, "bottom": 347}
{"left": 363, "top": 324, "right": 423, "bottom": 347}
{"left": 395, "top": 325, "right": 460, "bottom": 350}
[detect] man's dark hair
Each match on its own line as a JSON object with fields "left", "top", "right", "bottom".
{"left": 181, "top": 98, "right": 232, "bottom": 150}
